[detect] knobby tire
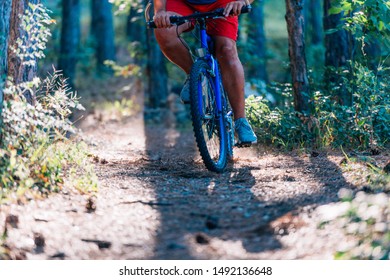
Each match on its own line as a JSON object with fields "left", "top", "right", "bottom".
{"left": 189, "top": 59, "right": 228, "bottom": 173}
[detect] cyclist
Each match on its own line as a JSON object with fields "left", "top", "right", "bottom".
{"left": 152, "top": 0, "right": 257, "bottom": 145}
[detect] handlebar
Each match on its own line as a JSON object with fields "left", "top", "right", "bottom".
{"left": 147, "top": 5, "right": 252, "bottom": 29}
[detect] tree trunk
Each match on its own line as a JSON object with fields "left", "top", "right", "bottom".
{"left": 127, "top": 6, "right": 146, "bottom": 64}
{"left": 323, "top": 0, "right": 350, "bottom": 68}
{"left": 58, "top": 0, "right": 80, "bottom": 87}
{"left": 285, "top": 0, "right": 311, "bottom": 113}
{"left": 1, "top": 0, "right": 12, "bottom": 140}
{"left": 0, "top": 0, "right": 12, "bottom": 114}
{"left": 323, "top": 0, "right": 352, "bottom": 106}
{"left": 7, "top": 0, "right": 39, "bottom": 104}
{"left": 247, "top": 1, "right": 268, "bottom": 83}
{"left": 308, "top": 0, "right": 323, "bottom": 45}
{"left": 147, "top": 29, "right": 168, "bottom": 108}
{"left": 91, "top": 0, "right": 116, "bottom": 73}
{"left": 127, "top": 7, "right": 145, "bottom": 43}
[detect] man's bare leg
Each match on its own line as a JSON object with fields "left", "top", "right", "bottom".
{"left": 213, "top": 36, "right": 246, "bottom": 120}
{"left": 155, "top": 29, "right": 246, "bottom": 120}
{"left": 154, "top": 23, "right": 193, "bottom": 74}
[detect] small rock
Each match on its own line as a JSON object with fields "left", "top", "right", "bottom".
{"left": 195, "top": 233, "right": 209, "bottom": 245}
{"left": 5, "top": 214, "right": 19, "bottom": 228}
{"left": 92, "top": 155, "right": 100, "bottom": 163}
{"left": 311, "top": 151, "right": 320, "bottom": 157}
{"left": 86, "top": 196, "right": 97, "bottom": 213}
{"left": 283, "top": 175, "right": 296, "bottom": 182}
{"left": 34, "top": 233, "right": 45, "bottom": 248}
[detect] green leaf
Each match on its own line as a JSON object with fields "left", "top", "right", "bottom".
{"left": 328, "top": 6, "right": 343, "bottom": 15}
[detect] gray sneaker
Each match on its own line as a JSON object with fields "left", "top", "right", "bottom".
{"left": 180, "top": 76, "right": 190, "bottom": 104}
{"left": 235, "top": 118, "right": 257, "bottom": 146}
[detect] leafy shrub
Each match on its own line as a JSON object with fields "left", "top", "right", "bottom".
{"left": 315, "top": 62, "right": 390, "bottom": 148}
{"left": 1, "top": 71, "right": 97, "bottom": 202}
{"left": 246, "top": 95, "right": 313, "bottom": 148}
{"left": 246, "top": 62, "right": 390, "bottom": 150}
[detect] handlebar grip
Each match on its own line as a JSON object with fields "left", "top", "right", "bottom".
{"left": 147, "top": 21, "right": 157, "bottom": 29}
{"left": 147, "top": 16, "right": 180, "bottom": 29}
{"left": 240, "top": 4, "right": 252, "bottom": 14}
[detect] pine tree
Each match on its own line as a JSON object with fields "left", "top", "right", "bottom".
{"left": 59, "top": 0, "right": 80, "bottom": 87}
{"left": 285, "top": 0, "right": 311, "bottom": 113}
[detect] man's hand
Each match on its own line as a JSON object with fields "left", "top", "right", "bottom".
{"left": 223, "top": 0, "right": 248, "bottom": 17}
{"left": 153, "top": 10, "right": 177, "bottom": 28}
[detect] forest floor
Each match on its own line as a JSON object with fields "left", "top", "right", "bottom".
{"left": 1, "top": 92, "right": 388, "bottom": 260}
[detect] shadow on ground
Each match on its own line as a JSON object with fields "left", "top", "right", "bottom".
{"left": 112, "top": 109, "right": 356, "bottom": 259}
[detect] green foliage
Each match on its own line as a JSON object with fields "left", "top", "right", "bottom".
{"left": 329, "top": 0, "right": 390, "bottom": 48}
{"left": 10, "top": 3, "right": 54, "bottom": 67}
{"left": 318, "top": 62, "right": 389, "bottom": 148}
{"left": 246, "top": 95, "right": 312, "bottom": 148}
{"left": 2, "top": 71, "right": 83, "bottom": 148}
{"left": 246, "top": 62, "right": 390, "bottom": 149}
{"left": 1, "top": 72, "right": 97, "bottom": 202}
{"left": 0, "top": 3, "right": 97, "bottom": 202}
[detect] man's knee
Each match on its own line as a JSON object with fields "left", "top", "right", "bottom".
{"left": 154, "top": 28, "right": 176, "bottom": 49}
{"left": 215, "top": 39, "right": 239, "bottom": 62}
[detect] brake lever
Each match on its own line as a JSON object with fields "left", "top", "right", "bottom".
{"left": 144, "top": 1, "right": 152, "bottom": 22}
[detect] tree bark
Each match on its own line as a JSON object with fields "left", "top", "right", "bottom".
{"left": 127, "top": 7, "right": 145, "bottom": 43}
{"left": 247, "top": 1, "right": 268, "bottom": 83}
{"left": 0, "top": 0, "right": 12, "bottom": 112}
{"left": 127, "top": 6, "right": 146, "bottom": 65}
{"left": 7, "top": 0, "right": 39, "bottom": 104}
{"left": 91, "top": 0, "right": 116, "bottom": 73}
{"left": 323, "top": 0, "right": 352, "bottom": 106}
{"left": 323, "top": 0, "right": 350, "bottom": 68}
{"left": 58, "top": 0, "right": 80, "bottom": 87}
{"left": 147, "top": 29, "right": 168, "bottom": 108}
{"left": 285, "top": 0, "right": 311, "bottom": 113}
{"left": 308, "top": 0, "right": 323, "bottom": 45}
{"left": 1, "top": 0, "right": 12, "bottom": 138}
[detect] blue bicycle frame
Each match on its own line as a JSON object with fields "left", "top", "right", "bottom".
{"left": 197, "top": 19, "right": 229, "bottom": 164}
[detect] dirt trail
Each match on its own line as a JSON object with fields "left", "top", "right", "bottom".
{"left": 1, "top": 109, "right": 358, "bottom": 260}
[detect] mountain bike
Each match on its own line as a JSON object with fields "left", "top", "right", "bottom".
{"left": 146, "top": 4, "right": 252, "bottom": 173}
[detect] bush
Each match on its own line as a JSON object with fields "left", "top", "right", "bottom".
{"left": 1, "top": 71, "right": 97, "bottom": 202}
{"left": 246, "top": 62, "right": 390, "bottom": 150}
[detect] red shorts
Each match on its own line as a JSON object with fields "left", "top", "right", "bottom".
{"left": 166, "top": 0, "right": 239, "bottom": 41}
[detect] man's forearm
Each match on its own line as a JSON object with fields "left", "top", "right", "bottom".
{"left": 154, "top": 0, "right": 167, "bottom": 13}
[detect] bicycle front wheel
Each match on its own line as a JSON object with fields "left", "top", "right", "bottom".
{"left": 189, "top": 59, "right": 228, "bottom": 173}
